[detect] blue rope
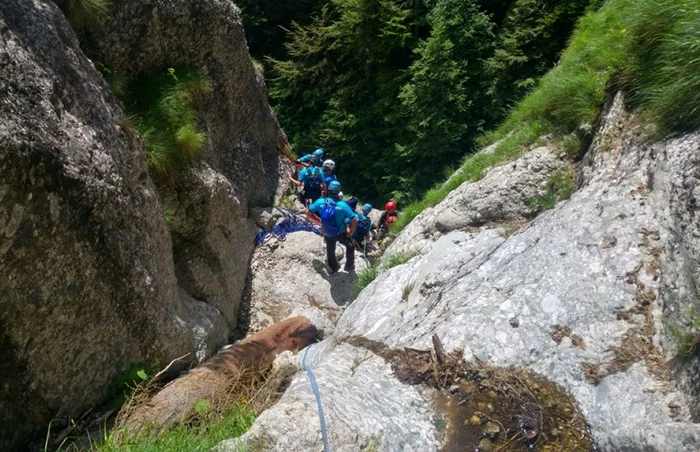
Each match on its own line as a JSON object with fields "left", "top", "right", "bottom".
{"left": 300, "top": 345, "right": 331, "bottom": 452}
{"left": 254, "top": 207, "right": 321, "bottom": 245}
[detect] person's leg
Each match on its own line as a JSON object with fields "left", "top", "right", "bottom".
{"left": 325, "top": 235, "right": 339, "bottom": 272}
{"left": 341, "top": 235, "right": 355, "bottom": 271}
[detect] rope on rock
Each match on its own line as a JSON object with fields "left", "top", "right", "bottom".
{"left": 254, "top": 207, "right": 322, "bottom": 245}
{"left": 300, "top": 344, "right": 331, "bottom": 452}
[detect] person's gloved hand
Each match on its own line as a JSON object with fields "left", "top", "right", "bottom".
{"left": 345, "top": 227, "right": 352, "bottom": 236}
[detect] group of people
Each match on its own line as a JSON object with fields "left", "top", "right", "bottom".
{"left": 287, "top": 148, "right": 399, "bottom": 273}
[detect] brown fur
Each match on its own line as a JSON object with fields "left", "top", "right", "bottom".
{"left": 117, "top": 316, "right": 316, "bottom": 437}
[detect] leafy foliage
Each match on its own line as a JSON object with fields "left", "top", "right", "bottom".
{"left": 269, "top": 0, "right": 423, "bottom": 204}
{"left": 107, "top": 362, "right": 152, "bottom": 411}
{"left": 483, "top": 0, "right": 604, "bottom": 121}
{"left": 398, "top": 0, "right": 496, "bottom": 195}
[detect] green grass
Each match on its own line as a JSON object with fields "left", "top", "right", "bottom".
{"left": 525, "top": 167, "right": 575, "bottom": 216}
{"left": 358, "top": 264, "right": 380, "bottom": 290}
{"left": 392, "top": 0, "right": 700, "bottom": 234}
{"left": 357, "top": 250, "right": 420, "bottom": 291}
{"left": 401, "top": 282, "right": 414, "bottom": 301}
{"left": 104, "top": 67, "right": 213, "bottom": 180}
{"left": 97, "top": 405, "right": 254, "bottom": 452}
{"left": 382, "top": 250, "right": 420, "bottom": 270}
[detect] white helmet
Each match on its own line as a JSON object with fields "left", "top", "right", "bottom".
{"left": 322, "top": 159, "right": 335, "bottom": 171}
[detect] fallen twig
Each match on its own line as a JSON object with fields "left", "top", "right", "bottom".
{"left": 151, "top": 353, "right": 191, "bottom": 385}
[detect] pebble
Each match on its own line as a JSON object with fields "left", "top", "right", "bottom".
{"left": 483, "top": 421, "right": 500, "bottom": 438}
{"left": 509, "top": 316, "right": 520, "bottom": 328}
{"left": 479, "top": 438, "right": 493, "bottom": 451}
{"left": 467, "top": 415, "right": 481, "bottom": 426}
{"left": 449, "top": 385, "right": 460, "bottom": 394}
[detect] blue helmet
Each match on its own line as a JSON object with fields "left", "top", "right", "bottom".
{"left": 362, "top": 203, "right": 372, "bottom": 213}
{"left": 313, "top": 148, "right": 324, "bottom": 159}
{"left": 328, "top": 180, "right": 341, "bottom": 193}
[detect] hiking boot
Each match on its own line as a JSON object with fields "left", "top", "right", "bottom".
{"left": 344, "top": 265, "right": 355, "bottom": 272}
{"left": 329, "top": 264, "right": 340, "bottom": 274}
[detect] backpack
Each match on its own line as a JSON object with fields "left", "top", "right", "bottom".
{"left": 304, "top": 167, "right": 322, "bottom": 193}
{"left": 345, "top": 197, "right": 358, "bottom": 212}
{"left": 319, "top": 198, "right": 339, "bottom": 236}
{"left": 354, "top": 215, "right": 372, "bottom": 239}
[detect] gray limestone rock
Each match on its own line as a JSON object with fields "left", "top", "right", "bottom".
{"left": 389, "top": 146, "right": 567, "bottom": 254}
{"left": 90, "top": 0, "right": 287, "bottom": 330}
{"left": 0, "top": 0, "right": 196, "bottom": 446}
{"left": 217, "top": 340, "right": 438, "bottom": 452}
{"left": 244, "top": 231, "right": 366, "bottom": 336}
{"left": 336, "top": 93, "right": 700, "bottom": 450}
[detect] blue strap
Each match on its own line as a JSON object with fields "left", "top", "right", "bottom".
{"left": 254, "top": 208, "right": 321, "bottom": 245}
{"left": 300, "top": 345, "right": 331, "bottom": 452}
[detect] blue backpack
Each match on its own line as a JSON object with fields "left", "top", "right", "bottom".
{"left": 320, "top": 198, "right": 339, "bottom": 236}
{"left": 304, "top": 167, "right": 322, "bottom": 192}
{"left": 354, "top": 215, "right": 372, "bottom": 239}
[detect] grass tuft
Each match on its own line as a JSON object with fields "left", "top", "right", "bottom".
{"left": 382, "top": 250, "right": 420, "bottom": 270}
{"left": 117, "top": 68, "right": 212, "bottom": 181}
{"left": 358, "top": 264, "right": 380, "bottom": 290}
{"left": 525, "top": 167, "right": 575, "bottom": 216}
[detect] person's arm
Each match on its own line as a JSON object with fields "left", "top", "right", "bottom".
{"left": 288, "top": 172, "right": 303, "bottom": 187}
{"left": 306, "top": 200, "right": 321, "bottom": 224}
{"left": 347, "top": 215, "right": 358, "bottom": 236}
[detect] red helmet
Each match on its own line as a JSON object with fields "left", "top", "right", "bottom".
{"left": 385, "top": 201, "right": 397, "bottom": 211}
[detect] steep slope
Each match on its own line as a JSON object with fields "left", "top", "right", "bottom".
{"left": 0, "top": 0, "right": 285, "bottom": 448}
{"left": 224, "top": 94, "right": 700, "bottom": 451}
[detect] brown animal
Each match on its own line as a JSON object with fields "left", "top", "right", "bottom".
{"left": 118, "top": 316, "right": 317, "bottom": 436}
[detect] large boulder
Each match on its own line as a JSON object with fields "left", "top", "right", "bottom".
{"left": 389, "top": 146, "right": 567, "bottom": 254}
{"left": 0, "top": 0, "right": 283, "bottom": 448}
{"left": 90, "top": 0, "right": 289, "bottom": 329}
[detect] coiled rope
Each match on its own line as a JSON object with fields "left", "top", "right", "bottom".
{"left": 254, "top": 207, "right": 321, "bottom": 245}
{"left": 300, "top": 344, "right": 331, "bottom": 452}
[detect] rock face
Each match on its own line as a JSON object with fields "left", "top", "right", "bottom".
{"left": 91, "top": 0, "right": 288, "bottom": 329}
{"left": 228, "top": 93, "right": 700, "bottom": 451}
{"left": 389, "top": 145, "right": 568, "bottom": 253}
{"left": 0, "top": 0, "right": 283, "bottom": 448}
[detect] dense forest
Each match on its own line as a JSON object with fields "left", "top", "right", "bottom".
{"left": 237, "top": 0, "right": 603, "bottom": 204}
